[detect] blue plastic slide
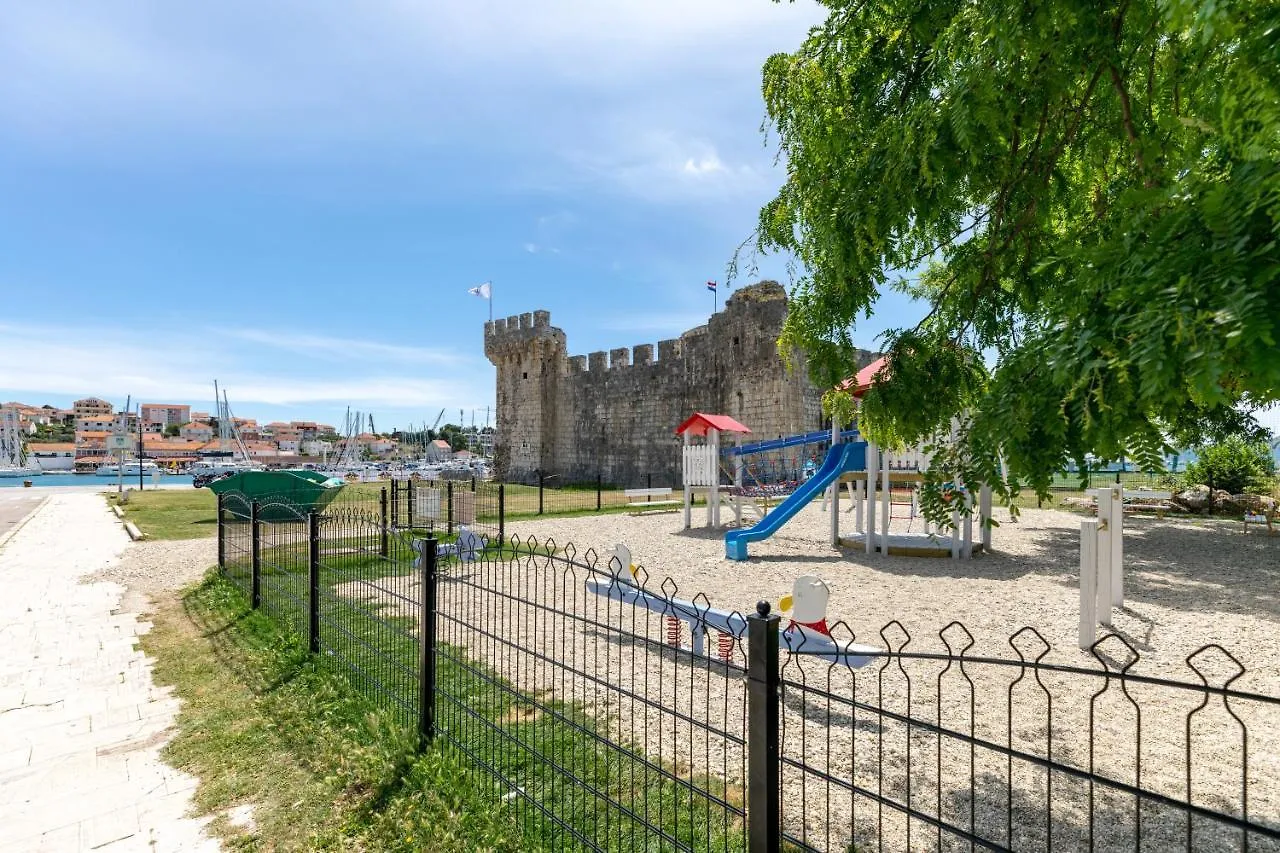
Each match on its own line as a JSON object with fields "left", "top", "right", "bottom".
{"left": 724, "top": 442, "right": 867, "bottom": 560}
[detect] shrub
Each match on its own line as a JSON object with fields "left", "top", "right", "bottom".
{"left": 1182, "top": 437, "right": 1276, "bottom": 495}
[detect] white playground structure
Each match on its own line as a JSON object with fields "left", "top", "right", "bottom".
{"left": 1076, "top": 484, "right": 1171, "bottom": 648}
{"left": 677, "top": 409, "right": 995, "bottom": 558}
{"left": 825, "top": 424, "right": 993, "bottom": 559}
{"left": 677, "top": 412, "right": 766, "bottom": 530}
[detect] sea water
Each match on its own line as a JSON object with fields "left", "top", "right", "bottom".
{"left": 0, "top": 472, "right": 196, "bottom": 488}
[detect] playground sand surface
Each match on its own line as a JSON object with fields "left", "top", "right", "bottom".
{"left": 495, "top": 504, "right": 1280, "bottom": 850}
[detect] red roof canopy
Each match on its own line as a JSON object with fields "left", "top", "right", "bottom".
{"left": 674, "top": 412, "right": 752, "bottom": 437}
{"left": 837, "top": 356, "right": 890, "bottom": 397}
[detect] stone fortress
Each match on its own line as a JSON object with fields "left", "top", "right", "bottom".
{"left": 483, "top": 281, "right": 880, "bottom": 487}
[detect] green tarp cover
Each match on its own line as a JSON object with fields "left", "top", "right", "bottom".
{"left": 209, "top": 469, "right": 346, "bottom": 522}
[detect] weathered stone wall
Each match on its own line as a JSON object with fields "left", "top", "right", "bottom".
{"left": 484, "top": 282, "right": 878, "bottom": 486}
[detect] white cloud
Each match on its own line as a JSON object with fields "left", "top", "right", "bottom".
{"left": 0, "top": 1, "right": 822, "bottom": 205}
{"left": 523, "top": 242, "right": 539, "bottom": 254}
{"left": 0, "top": 321, "right": 492, "bottom": 415}
{"left": 684, "top": 154, "right": 727, "bottom": 176}
{"left": 563, "top": 133, "right": 764, "bottom": 203}
{"left": 596, "top": 311, "right": 711, "bottom": 336}
{"left": 219, "top": 329, "right": 467, "bottom": 366}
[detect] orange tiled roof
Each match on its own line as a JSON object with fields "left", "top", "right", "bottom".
{"left": 27, "top": 442, "right": 76, "bottom": 451}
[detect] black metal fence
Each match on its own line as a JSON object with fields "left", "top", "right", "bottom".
{"left": 496, "top": 470, "right": 690, "bottom": 517}
{"left": 216, "top": 504, "right": 1280, "bottom": 851}
{"left": 388, "top": 477, "right": 504, "bottom": 540}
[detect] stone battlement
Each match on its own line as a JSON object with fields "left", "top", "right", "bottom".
{"left": 485, "top": 309, "right": 554, "bottom": 337}
{"left": 483, "top": 310, "right": 563, "bottom": 362}
{"left": 484, "top": 280, "right": 861, "bottom": 484}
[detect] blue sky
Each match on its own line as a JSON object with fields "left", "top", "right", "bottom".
{"left": 2, "top": 3, "right": 1277, "bottom": 441}
{"left": 0, "top": 0, "right": 936, "bottom": 431}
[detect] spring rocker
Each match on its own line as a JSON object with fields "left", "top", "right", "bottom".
{"left": 584, "top": 544, "right": 879, "bottom": 666}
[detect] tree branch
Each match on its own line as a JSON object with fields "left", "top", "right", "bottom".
{"left": 1109, "top": 63, "right": 1150, "bottom": 179}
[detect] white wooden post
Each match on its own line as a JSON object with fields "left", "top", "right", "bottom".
{"left": 880, "top": 463, "right": 890, "bottom": 556}
{"left": 950, "top": 488, "right": 961, "bottom": 559}
{"left": 1110, "top": 484, "right": 1124, "bottom": 608}
{"left": 829, "top": 421, "right": 841, "bottom": 545}
{"left": 1096, "top": 487, "right": 1113, "bottom": 627}
{"left": 708, "top": 428, "right": 720, "bottom": 529}
{"left": 682, "top": 430, "right": 692, "bottom": 530}
{"left": 979, "top": 483, "right": 992, "bottom": 551}
{"left": 1079, "top": 518, "right": 1099, "bottom": 649}
{"left": 865, "top": 442, "right": 878, "bottom": 555}
{"left": 854, "top": 478, "right": 864, "bottom": 534}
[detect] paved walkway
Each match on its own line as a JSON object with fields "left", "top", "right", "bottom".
{"left": 0, "top": 494, "right": 218, "bottom": 852}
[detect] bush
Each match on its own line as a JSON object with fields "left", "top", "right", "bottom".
{"left": 1182, "top": 437, "right": 1276, "bottom": 495}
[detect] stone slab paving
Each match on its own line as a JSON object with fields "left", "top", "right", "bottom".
{"left": 0, "top": 493, "right": 218, "bottom": 852}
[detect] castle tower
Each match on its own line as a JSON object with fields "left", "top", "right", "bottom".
{"left": 484, "top": 310, "right": 566, "bottom": 481}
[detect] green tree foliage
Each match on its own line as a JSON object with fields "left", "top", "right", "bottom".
{"left": 754, "top": 0, "right": 1280, "bottom": 510}
{"left": 163, "top": 423, "right": 181, "bottom": 437}
{"left": 1182, "top": 436, "right": 1277, "bottom": 494}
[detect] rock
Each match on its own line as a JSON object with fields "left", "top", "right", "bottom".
{"left": 1174, "top": 485, "right": 1211, "bottom": 512}
{"left": 1236, "top": 494, "right": 1277, "bottom": 515}
{"left": 1211, "top": 489, "right": 1239, "bottom": 512}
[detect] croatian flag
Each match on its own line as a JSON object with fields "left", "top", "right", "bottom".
{"left": 706, "top": 280, "right": 717, "bottom": 292}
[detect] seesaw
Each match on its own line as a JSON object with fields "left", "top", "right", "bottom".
{"left": 585, "top": 544, "right": 880, "bottom": 668}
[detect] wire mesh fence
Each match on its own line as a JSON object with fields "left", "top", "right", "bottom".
{"left": 495, "top": 471, "right": 688, "bottom": 517}
{"left": 432, "top": 538, "right": 750, "bottom": 851}
{"left": 388, "top": 477, "right": 504, "bottom": 539}
{"left": 215, "top": 498, "right": 1280, "bottom": 852}
{"left": 777, "top": 622, "right": 1280, "bottom": 852}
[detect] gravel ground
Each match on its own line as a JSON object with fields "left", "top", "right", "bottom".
{"left": 482, "top": 503, "right": 1280, "bottom": 851}
{"left": 87, "top": 538, "right": 217, "bottom": 614}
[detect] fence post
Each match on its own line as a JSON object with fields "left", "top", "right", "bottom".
{"left": 380, "top": 487, "right": 389, "bottom": 558}
{"left": 1079, "top": 518, "right": 1099, "bottom": 649}
{"left": 216, "top": 493, "right": 226, "bottom": 570}
{"left": 447, "top": 481, "right": 454, "bottom": 535}
{"left": 308, "top": 510, "right": 320, "bottom": 654}
{"left": 747, "top": 601, "right": 781, "bottom": 853}
{"left": 597, "top": 472, "right": 603, "bottom": 511}
{"left": 250, "top": 500, "right": 261, "bottom": 609}
{"left": 538, "top": 471, "right": 545, "bottom": 515}
{"left": 647, "top": 472, "right": 652, "bottom": 490}
{"left": 391, "top": 479, "right": 399, "bottom": 529}
{"left": 416, "top": 536, "right": 439, "bottom": 748}
{"left": 407, "top": 478, "right": 415, "bottom": 530}
{"left": 498, "top": 483, "right": 505, "bottom": 552}
{"left": 471, "top": 476, "right": 476, "bottom": 492}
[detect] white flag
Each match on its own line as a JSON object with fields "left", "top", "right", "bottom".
{"left": 468, "top": 282, "right": 492, "bottom": 299}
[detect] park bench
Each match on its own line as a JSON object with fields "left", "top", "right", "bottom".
{"left": 1086, "top": 488, "right": 1174, "bottom": 518}
{"left": 624, "top": 487, "right": 680, "bottom": 513}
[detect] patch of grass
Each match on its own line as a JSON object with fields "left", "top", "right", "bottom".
{"left": 107, "top": 488, "right": 218, "bottom": 539}
{"left": 143, "top": 571, "right": 537, "bottom": 851}
{"left": 200, "top": 546, "right": 746, "bottom": 850}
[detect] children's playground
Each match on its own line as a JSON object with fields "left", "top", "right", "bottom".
{"left": 495, "top": 478, "right": 1280, "bottom": 847}
{"left": 351, "top": 403, "right": 1280, "bottom": 848}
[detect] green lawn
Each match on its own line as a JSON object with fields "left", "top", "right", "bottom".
{"left": 208, "top": 539, "right": 747, "bottom": 852}
{"left": 144, "top": 572, "right": 536, "bottom": 851}
{"left": 107, "top": 489, "right": 218, "bottom": 540}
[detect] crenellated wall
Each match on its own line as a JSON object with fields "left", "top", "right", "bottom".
{"left": 484, "top": 281, "right": 880, "bottom": 485}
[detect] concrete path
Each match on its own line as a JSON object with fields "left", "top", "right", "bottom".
{"left": 0, "top": 493, "right": 218, "bottom": 852}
